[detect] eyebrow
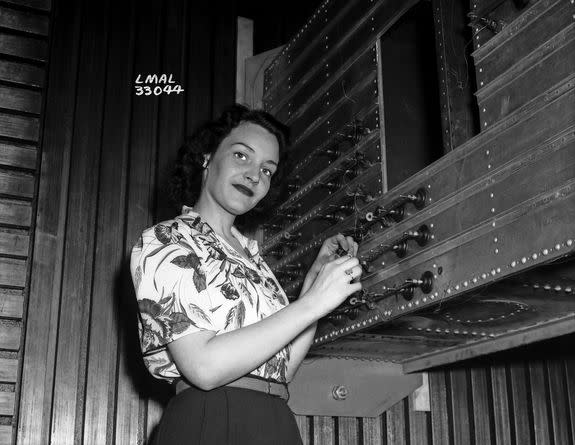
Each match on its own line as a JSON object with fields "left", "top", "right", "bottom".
{"left": 234, "top": 142, "right": 278, "bottom": 166}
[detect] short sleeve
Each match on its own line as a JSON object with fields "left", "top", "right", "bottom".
{"left": 130, "top": 222, "right": 216, "bottom": 359}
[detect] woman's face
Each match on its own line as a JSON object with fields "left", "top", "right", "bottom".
{"left": 201, "top": 122, "right": 280, "bottom": 216}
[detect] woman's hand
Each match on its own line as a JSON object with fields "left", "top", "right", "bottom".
{"left": 306, "top": 233, "right": 358, "bottom": 282}
{"left": 299, "top": 255, "right": 363, "bottom": 319}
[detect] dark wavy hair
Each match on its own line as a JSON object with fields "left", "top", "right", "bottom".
{"left": 169, "top": 104, "right": 290, "bottom": 230}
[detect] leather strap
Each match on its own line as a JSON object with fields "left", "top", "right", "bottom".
{"left": 175, "top": 376, "right": 290, "bottom": 401}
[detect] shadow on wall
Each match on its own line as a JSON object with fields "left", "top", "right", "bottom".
{"left": 115, "top": 257, "right": 172, "bottom": 443}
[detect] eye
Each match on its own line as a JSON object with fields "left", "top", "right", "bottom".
{"left": 261, "top": 167, "right": 274, "bottom": 177}
{"left": 234, "top": 152, "right": 247, "bottom": 161}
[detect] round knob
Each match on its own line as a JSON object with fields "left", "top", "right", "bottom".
{"left": 332, "top": 385, "right": 348, "bottom": 400}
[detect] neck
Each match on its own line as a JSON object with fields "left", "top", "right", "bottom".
{"left": 193, "top": 193, "right": 236, "bottom": 238}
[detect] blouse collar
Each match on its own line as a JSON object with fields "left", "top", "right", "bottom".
{"left": 180, "top": 205, "right": 260, "bottom": 257}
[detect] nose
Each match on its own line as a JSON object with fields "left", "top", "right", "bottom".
{"left": 245, "top": 167, "right": 260, "bottom": 184}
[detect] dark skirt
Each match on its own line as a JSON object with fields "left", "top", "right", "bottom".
{"left": 152, "top": 385, "right": 303, "bottom": 445}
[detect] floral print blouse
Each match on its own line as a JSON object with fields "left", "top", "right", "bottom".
{"left": 130, "top": 206, "right": 291, "bottom": 384}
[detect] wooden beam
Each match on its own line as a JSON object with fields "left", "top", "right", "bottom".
{"left": 0, "top": 60, "right": 44, "bottom": 88}
{"left": 0, "top": 392, "right": 15, "bottom": 416}
{"left": 0, "top": 322, "right": 20, "bottom": 350}
{"left": 0, "top": 358, "right": 18, "bottom": 383}
{"left": 0, "top": 142, "right": 37, "bottom": 170}
{"left": 0, "top": 290, "right": 23, "bottom": 318}
{"left": 0, "top": 170, "right": 35, "bottom": 198}
{"left": 0, "top": 230, "right": 29, "bottom": 257}
{"left": 0, "top": 199, "right": 31, "bottom": 227}
{"left": 0, "top": 257, "right": 26, "bottom": 288}
{"left": 0, "top": 6, "right": 49, "bottom": 36}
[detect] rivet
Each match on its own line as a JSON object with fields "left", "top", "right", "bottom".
{"left": 473, "top": 277, "right": 478, "bottom": 283}
{"left": 532, "top": 253, "right": 538, "bottom": 260}
{"left": 554, "top": 285, "right": 562, "bottom": 292}
{"left": 544, "top": 284, "right": 551, "bottom": 290}
{"left": 511, "top": 261, "right": 517, "bottom": 267}
{"left": 567, "top": 239, "right": 573, "bottom": 247}
{"left": 447, "top": 288, "right": 451, "bottom": 294}
{"left": 480, "top": 81, "right": 484, "bottom": 86}
{"left": 481, "top": 273, "right": 487, "bottom": 279}
{"left": 401, "top": 305, "right": 405, "bottom": 310}
{"left": 565, "top": 287, "right": 573, "bottom": 293}
{"left": 521, "top": 257, "right": 527, "bottom": 263}
{"left": 433, "top": 264, "right": 437, "bottom": 268}
{"left": 430, "top": 223, "right": 434, "bottom": 228}
{"left": 491, "top": 208, "right": 495, "bottom": 213}
{"left": 491, "top": 269, "right": 496, "bottom": 275}
{"left": 479, "top": 68, "right": 483, "bottom": 72}
{"left": 488, "top": 164, "right": 492, "bottom": 169}
{"left": 408, "top": 303, "right": 412, "bottom": 308}
{"left": 555, "top": 244, "right": 561, "bottom": 250}
{"left": 543, "top": 249, "right": 549, "bottom": 255}
{"left": 484, "top": 122, "right": 488, "bottom": 127}
{"left": 494, "top": 237, "right": 498, "bottom": 242}
{"left": 486, "top": 150, "right": 490, "bottom": 155}
{"left": 492, "top": 222, "right": 496, "bottom": 227}
{"left": 455, "top": 285, "right": 460, "bottom": 290}
{"left": 464, "top": 281, "right": 469, "bottom": 287}
{"left": 490, "top": 193, "right": 494, "bottom": 198}
{"left": 496, "top": 268, "right": 501, "bottom": 273}
{"left": 423, "top": 297, "right": 427, "bottom": 302}
{"left": 495, "top": 249, "right": 499, "bottom": 254}
{"left": 482, "top": 108, "right": 486, "bottom": 112}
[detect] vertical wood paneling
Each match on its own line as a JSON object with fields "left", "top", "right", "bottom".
{"left": 314, "top": 416, "right": 335, "bottom": 445}
{"left": 547, "top": 359, "right": 573, "bottom": 445}
{"left": 491, "top": 365, "right": 512, "bottom": 445}
{"left": 212, "top": 0, "right": 238, "bottom": 118}
{"left": 338, "top": 417, "right": 359, "bottom": 444}
{"left": 509, "top": 361, "right": 533, "bottom": 445}
{"left": 115, "top": 0, "right": 163, "bottom": 442}
{"left": 528, "top": 360, "right": 552, "bottom": 445}
{"left": 449, "top": 368, "right": 472, "bottom": 445}
{"left": 82, "top": 0, "right": 136, "bottom": 443}
{"left": 430, "top": 371, "right": 451, "bottom": 445}
{"left": 363, "top": 416, "right": 384, "bottom": 445}
{"left": 155, "top": 0, "right": 187, "bottom": 222}
{"left": 408, "top": 391, "right": 430, "bottom": 445}
{"left": 15, "top": 0, "right": 76, "bottom": 442}
{"left": 295, "top": 415, "right": 311, "bottom": 445}
{"left": 49, "top": 0, "right": 110, "bottom": 441}
{"left": 471, "top": 366, "right": 493, "bottom": 445}
{"left": 386, "top": 399, "right": 407, "bottom": 445}
{"left": 565, "top": 358, "right": 575, "bottom": 442}
{"left": 185, "top": 8, "right": 213, "bottom": 132}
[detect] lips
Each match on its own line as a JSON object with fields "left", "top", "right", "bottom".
{"left": 232, "top": 184, "right": 254, "bottom": 197}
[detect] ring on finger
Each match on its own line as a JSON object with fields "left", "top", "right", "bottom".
{"left": 345, "top": 268, "right": 354, "bottom": 277}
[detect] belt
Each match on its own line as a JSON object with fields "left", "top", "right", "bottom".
{"left": 175, "top": 376, "right": 290, "bottom": 401}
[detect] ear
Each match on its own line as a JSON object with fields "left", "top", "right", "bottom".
{"left": 202, "top": 154, "right": 211, "bottom": 168}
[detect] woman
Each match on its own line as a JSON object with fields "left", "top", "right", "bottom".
{"left": 131, "top": 104, "right": 362, "bottom": 444}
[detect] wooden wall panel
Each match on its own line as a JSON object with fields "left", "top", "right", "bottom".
{"left": 0, "top": 60, "right": 44, "bottom": 87}
{"left": 17, "top": 0, "right": 239, "bottom": 443}
{"left": 82, "top": 0, "right": 135, "bottom": 443}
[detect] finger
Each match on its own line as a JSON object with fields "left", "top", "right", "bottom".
{"left": 344, "top": 236, "right": 354, "bottom": 252}
{"left": 344, "top": 265, "right": 363, "bottom": 281}
{"left": 353, "top": 242, "right": 359, "bottom": 257}
{"left": 333, "top": 254, "right": 352, "bottom": 265}
{"left": 348, "top": 281, "right": 363, "bottom": 293}
{"left": 339, "top": 256, "right": 360, "bottom": 268}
